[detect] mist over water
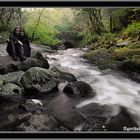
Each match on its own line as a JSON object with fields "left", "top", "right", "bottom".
{"left": 47, "top": 48, "right": 140, "bottom": 125}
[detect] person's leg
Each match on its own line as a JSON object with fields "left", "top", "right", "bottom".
{"left": 10, "top": 40, "right": 18, "bottom": 61}
{"left": 18, "top": 44, "right": 26, "bottom": 61}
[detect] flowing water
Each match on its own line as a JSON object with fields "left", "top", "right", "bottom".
{"left": 46, "top": 48, "right": 140, "bottom": 126}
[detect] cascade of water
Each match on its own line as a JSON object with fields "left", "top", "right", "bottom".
{"left": 47, "top": 48, "right": 140, "bottom": 125}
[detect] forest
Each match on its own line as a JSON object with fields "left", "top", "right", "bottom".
{"left": 0, "top": 8, "right": 140, "bottom": 73}
{"left": 0, "top": 8, "right": 140, "bottom": 132}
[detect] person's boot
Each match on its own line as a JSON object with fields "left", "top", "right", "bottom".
{"left": 20, "top": 56, "right": 26, "bottom": 62}
{"left": 12, "top": 56, "right": 18, "bottom": 61}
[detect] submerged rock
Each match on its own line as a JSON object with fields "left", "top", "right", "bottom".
{"left": 79, "top": 104, "right": 138, "bottom": 131}
{"left": 106, "top": 106, "right": 138, "bottom": 131}
{"left": 77, "top": 103, "right": 113, "bottom": 131}
{"left": 63, "top": 81, "right": 95, "bottom": 98}
{"left": 20, "top": 67, "right": 59, "bottom": 95}
{"left": 51, "top": 67, "right": 77, "bottom": 82}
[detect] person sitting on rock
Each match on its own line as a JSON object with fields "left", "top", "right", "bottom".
{"left": 20, "top": 28, "right": 31, "bottom": 58}
{"left": 6, "top": 27, "right": 26, "bottom": 61}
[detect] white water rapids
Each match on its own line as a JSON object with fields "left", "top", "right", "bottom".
{"left": 46, "top": 48, "right": 140, "bottom": 126}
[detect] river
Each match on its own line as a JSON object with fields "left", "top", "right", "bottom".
{"left": 46, "top": 48, "right": 140, "bottom": 127}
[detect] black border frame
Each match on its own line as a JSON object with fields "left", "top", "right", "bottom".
{"left": 0, "top": 1, "right": 140, "bottom": 7}
{"left": 0, "top": 132, "right": 140, "bottom": 138}
{"left": 0, "top": 1, "right": 140, "bottom": 138}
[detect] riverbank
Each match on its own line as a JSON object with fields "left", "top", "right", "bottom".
{"left": 83, "top": 37, "right": 140, "bottom": 83}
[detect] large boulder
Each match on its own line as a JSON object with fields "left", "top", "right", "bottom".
{"left": 63, "top": 81, "right": 95, "bottom": 98}
{"left": 0, "top": 71, "right": 24, "bottom": 85}
{"left": 20, "top": 67, "right": 59, "bottom": 95}
{"left": 0, "top": 52, "right": 50, "bottom": 74}
{"left": 106, "top": 106, "right": 138, "bottom": 131}
{"left": 51, "top": 67, "right": 77, "bottom": 82}
{"left": 77, "top": 103, "right": 113, "bottom": 131}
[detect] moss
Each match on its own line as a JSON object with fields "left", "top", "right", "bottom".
{"left": 1, "top": 83, "right": 22, "bottom": 96}
{"left": 83, "top": 48, "right": 114, "bottom": 70}
{"left": 113, "top": 48, "right": 140, "bottom": 61}
{"left": 0, "top": 79, "right": 3, "bottom": 89}
{"left": 121, "top": 58, "right": 140, "bottom": 73}
{"left": 126, "top": 41, "right": 140, "bottom": 49}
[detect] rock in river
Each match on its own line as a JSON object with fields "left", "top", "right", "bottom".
{"left": 20, "top": 67, "right": 59, "bottom": 95}
{"left": 0, "top": 83, "right": 22, "bottom": 101}
{"left": 51, "top": 67, "right": 77, "bottom": 82}
{"left": 63, "top": 81, "right": 95, "bottom": 98}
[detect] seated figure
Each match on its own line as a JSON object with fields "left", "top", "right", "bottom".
{"left": 6, "top": 27, "right": 31, "bottom": 61}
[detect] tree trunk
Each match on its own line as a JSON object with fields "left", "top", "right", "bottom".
{"left": 31, "top": 9, "right": 45, "bottom": 41}
{"left": 18, "top": 8, "right": 22, "bottom": 28}
{"left": 110, "top": 15, "right": 113, "bottom": 33}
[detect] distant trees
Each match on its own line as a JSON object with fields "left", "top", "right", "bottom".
{"left": 0, "top": 8, "right": 23, "bottom": 31}
{"left": 0, "top": 8, "right": 139, "bottom": 45}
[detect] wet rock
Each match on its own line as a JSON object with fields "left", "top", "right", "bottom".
{"left": 0, "top": 71, "right": 24, "bottom": 85}
{"left": 17, "top": 110, "right": 69, "bottom": 131}
{"left": 0, "top": 83, "right": 22, "bottom": 101}
{"left": 78, "top": 104, "right": 138, "bottom": 131}
{"left": 0, "top": 63, "right": 18, "bottom": 74}
{"left": 43, "top": 93, "right": 86, "bottom": 130}
{"left": 20, "top": 67, "right": 59, "bottom": 95}
{"left": 106, "top": 106, "right": 138, "bottom": 131}
{"left": 0, "top": 112, "right": 31, "bottom": 131}
{"left": 63, "top": 81, "right": 95, "bottom": 98}
{"left": 20, "top": 99, "right": 43, "bottom": 112}
{"left": 77, "top": 103, "right": 113, "bottom": 131}
{"left": 31, "top": 44, "right": 56, "bottom": 54}
{"left": 51, "top": 67, "right": 77, "bottom": 82}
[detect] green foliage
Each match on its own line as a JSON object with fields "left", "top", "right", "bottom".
{"left": 24, "top": 10, "right": 61, "bottom": 46}
{"left": 123, "top": 22, "right": 140, "bottom": 38}
{"left": 97, "top": 33, "right": 117, "bottom": 49}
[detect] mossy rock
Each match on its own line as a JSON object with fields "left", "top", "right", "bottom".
{"left": 113, "top": 48, "right": 140, "bottom": 61}
{"left": 20, "top": 67, "right": 59, "bottom": 95}
{"left": 121, "top": 58, "right": 140, "bottom": 73}
{"left": 83, "top": 48, "right": 113, "bottom": 70}
{"left": 1, "top": 83, "right": 22, "bottom": 97}
{"left": 0, "top": 71, "right": 24, "bottom": 85}
{"left": 0, "top": 79, "right": 3, "bottom": 89}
